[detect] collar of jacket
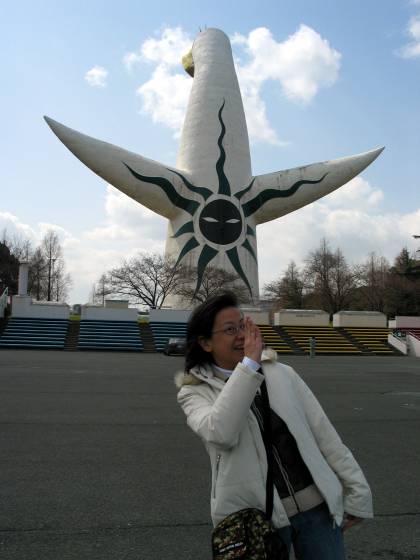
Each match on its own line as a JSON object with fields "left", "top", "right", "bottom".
{"left": 174, "top": 347, "right": 278, "bottom": 389}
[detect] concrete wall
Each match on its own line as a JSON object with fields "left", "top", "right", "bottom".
{"left": 81, "top": 304, "right": 138, "bottom": 322}
{"left": 149, "top": 309, "right": 191, "bottom": 323}
{"left": 407, "top": 334, "right": 420, "bottom": 357}
{"left": 274, "top": 310, "right": 329, "bottom": 327}
{"left": 12, "top": 295, "right": 70, "bottom": 319}
{"left": 241, "top": 309, "right": 270, "bottom": 325}
{"left": 393, "top": 316, "right": 420, "bottom": 329}
{"left": 105, "top": 300, "right": 129, "bottom": 309}
{"left": 333, "top": 311, "right": 387, "bottom": 328}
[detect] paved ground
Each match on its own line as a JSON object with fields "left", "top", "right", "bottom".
{"left": 0, "top": 350, "right": 419, "bottom": 560}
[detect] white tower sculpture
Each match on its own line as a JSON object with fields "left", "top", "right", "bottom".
{"left": 45, "top": 28, "right": 383, "bottom": 305}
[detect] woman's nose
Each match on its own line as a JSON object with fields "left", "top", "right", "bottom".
{"left": 236, "top": 328, "right": 245, "bottom": 340}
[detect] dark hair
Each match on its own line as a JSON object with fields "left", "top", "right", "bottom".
{"left": 185, "top": 292, "right": 238, "bottom": 372}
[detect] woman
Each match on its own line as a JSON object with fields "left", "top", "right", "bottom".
{"left": 175, "top": 293, "right": 373, "bottom": 559}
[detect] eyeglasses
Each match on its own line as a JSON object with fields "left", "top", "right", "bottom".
{"left": 211, "top": 324, "right": 245, "bottom": 336}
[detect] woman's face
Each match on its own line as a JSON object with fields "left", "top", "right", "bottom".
{"left": 199, "top": 306, "right": 245, "bottom": 370}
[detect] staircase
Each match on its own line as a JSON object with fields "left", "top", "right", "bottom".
{"left": 139, "top": 323, "right": 156, "bottom": 352}
{"left": 0, "top": 317, "right": 69, "bottom": 349}
{"left": 258, "top": 325, "right": 294, "bottom": 354}
{"left": 0, "top": 317, "right": 8, "bottom": 337}
{"left": 340, "top": 327, "right": 397, "bottom": 355}
{"left": 77, "top": 320, "right": 143, "bottom": 351}
{"left": 64, "top": 321, "right": 80, "bottom": 350}
{"left": 149, "top": 322, "right": 187, "bottom": 352}
{"left": 273, "top": 326, "right": 305, "bottom": 355}
{"left": 280, "top": 326, "right": 362, "bottom": 355}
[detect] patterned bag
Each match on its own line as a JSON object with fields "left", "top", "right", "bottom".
{"left": 211, "top": 381, "right": 288, "bottom": 559}
{"left": 212, "top": 507, "right": 288, "bottom": 559}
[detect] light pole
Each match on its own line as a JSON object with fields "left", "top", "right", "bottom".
{"left": 414, "top": 235, "right": 420, "bottom": 259}
{"left": 47, "top": 258, "right": 57, "bottom": 301}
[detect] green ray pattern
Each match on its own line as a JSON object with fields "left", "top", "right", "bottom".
{"left": 242, "top": 239, "right": 257, "bottom": 262}
{"left": 195, "top": 244, "right": 218, "bottom": 295}
{"left": 242, "top": 173, "right": 329, "bottom": 217}
{"left": 175, "top": 237, "right": 200, "bottom": 267}
{"left": 172, "top": 221, "right": 195, "bottom": 238}
{"left": 234, "top": 178, "right": 255, "bottom": 201}
{"left": 167, "top": 168, "right": 213, "bottom": 201}
{"left": 216, "top": 100, "right": 231, "bottom": 196}
{"left": 226, "top": 247, "right": 252, "bottom": 296}
{"left": 123, "top": 163, "right": 199, "bottom": 216}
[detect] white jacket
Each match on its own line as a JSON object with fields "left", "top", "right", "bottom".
{"left": 176, "top": 349, "right": 373, "bottom": 528}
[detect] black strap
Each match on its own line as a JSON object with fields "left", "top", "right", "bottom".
{"left": 260, "top": 380, "right": 275, "bottom": 520}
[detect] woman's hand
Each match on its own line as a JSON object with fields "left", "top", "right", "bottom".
{"left": 342, "top": 514, "right": 363, "bottom": 532}
{"left": 243, "top": 317, "right": 263, "bottom": 364}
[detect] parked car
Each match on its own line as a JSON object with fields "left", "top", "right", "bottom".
{"left": 163, "top": 337, "right": 186, "bottom": 356}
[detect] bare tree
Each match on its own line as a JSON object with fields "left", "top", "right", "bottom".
{"left": 52, "top": 259, "right": 72, "bottom": 302}
{"left": 1, "top": 229, "right": 32, "bottom": 262}
{"left": 22, "top": 230, "right": 72, "bottom": 302}
{"left": 91, "top": 273, "right": 113, "bottom": 305}
{"left": 176, "top": 265, "right": 249, "bottom": 305}
{"left": 0, "top": 241, "right": 20, "bottom": 295}
{"left": 354, "top": 253, "right": 390, "bottom": 312}
{"left": 263, "top": 261, "right": 304, "bottom": 309}
{"left": 28, "top": 247, "right": 47, "bottom": 300}
{"left": 40, "top": 230, "right": 63, "bottom": 301}
{"left": 304, "top": 239, "right": 356, "bottom": 315}
{"left": 107, "top": 253, "right": 184, "bottom": 309}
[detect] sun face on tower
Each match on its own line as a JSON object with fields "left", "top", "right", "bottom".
{"left": 123, "top": 100, "right": 327, "bottom": 299}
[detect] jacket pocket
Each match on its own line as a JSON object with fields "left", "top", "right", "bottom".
{"left": 213, "top": 453, "right": 222, "bottom": 498}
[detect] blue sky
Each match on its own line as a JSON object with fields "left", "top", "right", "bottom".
{"left": 2, "top": 0, "right": 420, "bottom": 304}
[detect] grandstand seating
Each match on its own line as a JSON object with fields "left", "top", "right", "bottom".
{"left": 340, "top": 327, "right": 396, "bottom": 355}
{"left": 258, "top": 325, "right": 293, "bottom": 354}
{"left": 77, "top": 320, "right": 143, "bottom": 351}
{"left": 0, "top": 317, "right": 404, "bottom": 356}
{"left": 0, "top": 317, "right": 69, "bottom": 349}
{"left": 149, "top": 321, "right": 187, "bottom": 352}
{"left": 277, "top": 325, "right": 362, "bottom": 355}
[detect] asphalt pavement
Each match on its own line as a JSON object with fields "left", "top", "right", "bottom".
{"left": 0, "top": 350, "right": 419, "bottom": 560}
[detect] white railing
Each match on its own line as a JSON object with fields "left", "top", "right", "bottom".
{"left": 388, "top": 333, "right": 408, "bottom": 355}
{"left": 0, "top": 287, "right": 8, "bottom": 318}
{"left": 407, "top": 330, "right": 420, "bottom": 341}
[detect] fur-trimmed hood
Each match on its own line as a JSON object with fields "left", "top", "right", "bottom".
{"left": 174, "top": 347, "right": 278, "bottom": 389}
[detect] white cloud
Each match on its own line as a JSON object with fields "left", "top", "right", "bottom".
{"left": 123, "top": 27, "right": 191, "bottom": 70}
{"left": 257, "top": 177, "right": 418, "bottom": 289}
{"left": 397, "top": 15, "right": 420, "bottom": 58}
{"left": 233, "top": 26, "right": 341, "bottom": 105}
{"left": 323, "top": 176, "right": 383, "bottom": 209}
{"left": 136, "top": 66, "right": 192, "bottom": 134}
{"left": 139, "top": 27, "right": 192, "bottom": 66}
{"left": 0, "top": 211, "right": 38, "bottom": 242}
{"left": 125, "top": 25, "right": 341, "bottom": 144}
{"left": 124, "top": 28, "right": 193, "bottom": 134}
{"left": 85, "top": 185, "right": 166, "bottom": 241}
{"left": 84, "top": 65, "right": 108, "bottom": 88}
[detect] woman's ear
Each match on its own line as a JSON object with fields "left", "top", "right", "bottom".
{"left": 198, "top": 336, "right": 212, "bottom": 353}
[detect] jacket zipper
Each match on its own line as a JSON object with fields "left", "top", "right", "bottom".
{"left": 272, "top": 446, "right": 301, "bottom": 514}
{"left": 213, "top": 453, "right": 221, "bottom": 498}
{"left": 252, "top": 401, "right": 301, "bottom": 514}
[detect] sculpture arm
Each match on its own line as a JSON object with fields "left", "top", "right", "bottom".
{"left": 44, "top": 117, "right": 198, "bottom": 220}
{"left": 243, "top": 147, "right": 384, "bottom": 225}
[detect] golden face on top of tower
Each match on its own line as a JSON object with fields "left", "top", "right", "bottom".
{"left": 182, "top": 49, "right": 194, "bottom": 77}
